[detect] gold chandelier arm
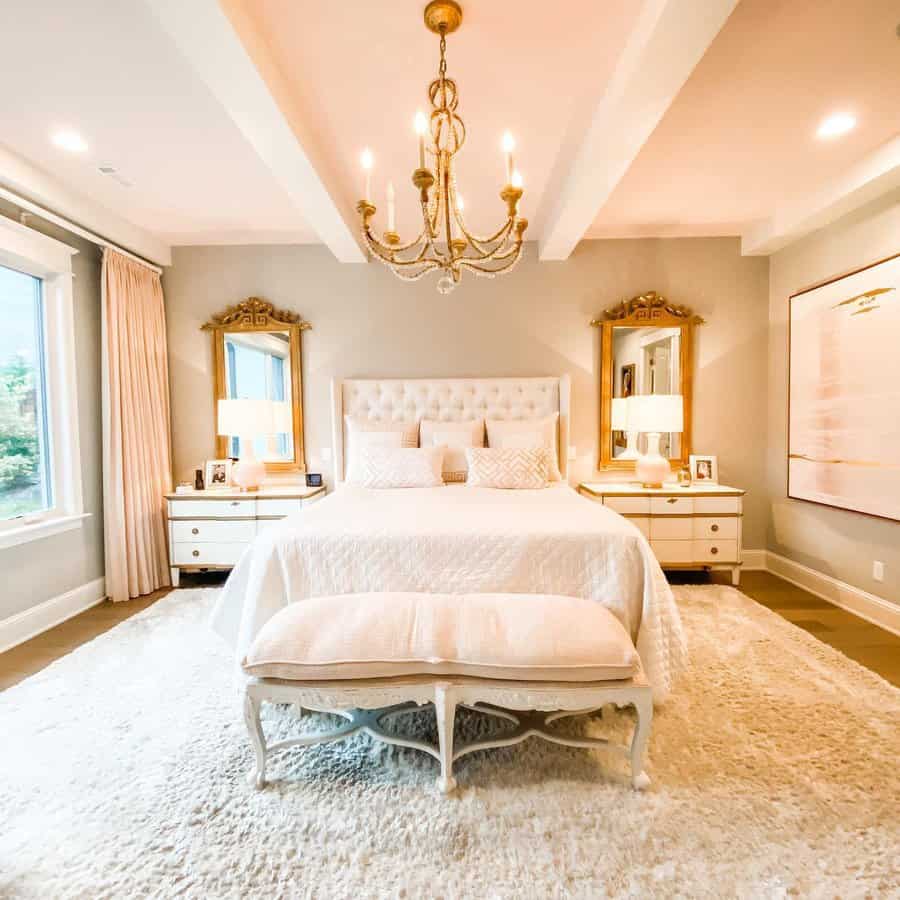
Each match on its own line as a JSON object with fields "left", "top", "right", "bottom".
{"left": 457, "top": 218, "right": 515, "bottom": 258}
{"left": 457, "top": 241, "right": 524, "bottom": 277}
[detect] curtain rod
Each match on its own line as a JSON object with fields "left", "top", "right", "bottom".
{"left": 0, "top": 185, "right": 164, "bottom": 275}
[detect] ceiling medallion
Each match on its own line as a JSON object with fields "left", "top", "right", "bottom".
{"left": 356, "top": 1, "right": 527, "bottom": 294}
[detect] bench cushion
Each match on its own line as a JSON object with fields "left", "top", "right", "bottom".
{"left": 242, "top": 592, "right": 639, "bottom": 682}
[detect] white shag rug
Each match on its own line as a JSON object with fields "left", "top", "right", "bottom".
{"left": 1, "top": 585, "right": 899, "bottom": 899}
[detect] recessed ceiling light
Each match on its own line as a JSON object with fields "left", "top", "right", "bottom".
{"left": 51, "top": 129, "right": 88, "bottom": 153}
{"left": 816, "top": 113, "right": 856, "bottom": 140}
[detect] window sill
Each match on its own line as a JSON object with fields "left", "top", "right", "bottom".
{"left": 0, "top": 513, "right": 90, "bottom": 550}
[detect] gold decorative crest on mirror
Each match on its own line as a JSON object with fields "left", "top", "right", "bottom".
{"left": 591, "top": 292, "right": 704, "bottom": 472}
{"left": 202, "top": 298, "right": 311, "bottom": 473}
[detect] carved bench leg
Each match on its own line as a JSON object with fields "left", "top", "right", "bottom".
{"left": 243, "top": 690, "right": 268, "bottom": 789}
{"left": 630, "top": 693, "right": 652, "bottom": 790}
{"left": 434, "top": 684, "right": 458, "bottom": 794}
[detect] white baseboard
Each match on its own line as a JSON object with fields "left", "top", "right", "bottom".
{"left": 764, "top": 552, "right": 899, "bottom": 637}
{"left": 742, "top": 549, "right": 767, "bottom": 570}
{"left": 0, "top": 577, "right": 107, "bottom": 654}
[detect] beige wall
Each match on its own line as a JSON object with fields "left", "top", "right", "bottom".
{"left": 768, "top": 190, "right": 900, "bottom": 604}
{"left": 0, "top": 201, "right": 105, "bottom": 620}
{"left": 164, "top": 237, "right": 770, "bottom": 546}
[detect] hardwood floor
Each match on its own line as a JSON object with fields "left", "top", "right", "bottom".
{"left": 1, "top": 571, "right": 897, "bottom": 691}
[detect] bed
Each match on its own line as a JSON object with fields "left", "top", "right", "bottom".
{"left": 210, "top": 376, "right": 687, "bottom": 701}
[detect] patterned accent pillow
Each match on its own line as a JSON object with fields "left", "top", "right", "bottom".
{"left": 420, "top": 418, "right": 485, "bottom": 482}
{"left": 348, "top": 446, "right": 445, "bottom": 489}
{"left": 345, "top": 416, "right": 419, "bottom": 482}
{"left": 485, "top": 414, "right": 561, "bottom": 481}
{"left": 464, "top": 447, "right": 549, "bottom": 490}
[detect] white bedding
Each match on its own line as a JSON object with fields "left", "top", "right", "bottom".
{"left": 210, "top": 484, "right": 687, "bottom": 701}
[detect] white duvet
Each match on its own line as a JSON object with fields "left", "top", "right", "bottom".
{"left": 210, "top": 484, "right": 688, "bottom": 701}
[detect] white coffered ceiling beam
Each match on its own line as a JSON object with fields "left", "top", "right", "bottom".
{"left": 538, "top": 0, "right": 738, "bottom": 261}
{"left": 742, "top": 134, "right": 900, "bottom": 256}
{"left": 144, "top": 0, "right": 366, "bottom": 264}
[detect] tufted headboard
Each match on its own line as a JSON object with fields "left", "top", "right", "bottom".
{"left": 331, "top": 376, "right": 571, "bottom": 483}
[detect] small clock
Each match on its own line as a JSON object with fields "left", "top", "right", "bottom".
{"left": 305, "top": 473, "right": 323, "bottom": 487}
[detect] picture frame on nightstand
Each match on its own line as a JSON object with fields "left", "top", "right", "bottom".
{"left": 690, "top": 455, "right": 718, "bottom": 484}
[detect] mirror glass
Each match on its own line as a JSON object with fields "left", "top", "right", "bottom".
{"left": 223, "top": 330, "right": 294, "bottom": 462}
{"left": 610, "top": 325, "right": 682, "bottom": 460}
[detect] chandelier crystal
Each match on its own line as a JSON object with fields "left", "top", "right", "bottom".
{"left": 356, "top": 1, "right": 527, "bottom": 293}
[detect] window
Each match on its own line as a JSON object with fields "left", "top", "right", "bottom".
{"left": 0, "top": 216, "right": 85, "bottom": 548}
{"left": 0, "top": 265, "right": 52, "bottom": 520}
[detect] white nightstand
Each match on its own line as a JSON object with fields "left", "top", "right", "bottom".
{"left": 165, "top": 485, "right": 325, "bottom": 586}
{"left": 579, "top": 482, "right": 745, "bottom": 585}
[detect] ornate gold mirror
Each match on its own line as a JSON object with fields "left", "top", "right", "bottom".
{"left": 202, "top": 298, "right": 311, "bottom": 473}
{"left": 592, "top": 292, "right": 704, "bottom": 472}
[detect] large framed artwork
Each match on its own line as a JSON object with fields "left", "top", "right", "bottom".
{"left": 788, "top": 252, "right": 900, "bottom": 521}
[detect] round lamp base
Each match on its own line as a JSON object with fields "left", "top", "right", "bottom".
{"left": 233, "top": 458, "right": 266, "bottom": 492}
{"left": 635, "top": 452, "right": 669, "bottom": 490}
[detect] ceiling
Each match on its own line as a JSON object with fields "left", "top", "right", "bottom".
{"left": 0, "top": 0, "right": 898, "bottom": 261}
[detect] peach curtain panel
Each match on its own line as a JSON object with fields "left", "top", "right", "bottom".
{"left": 101, "top": 249, "right": 172, "bottom": 603}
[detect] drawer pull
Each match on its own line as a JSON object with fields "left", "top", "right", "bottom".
{"left": 710, "top": 546, "right": 718, "bottom": 555}
{"left": 711, "top": 524, "right": 719, "bottom": 533}
{"left": 191, "top": 527, "right": 199, "bottom": 535}
{"left": 667, "top": 498, "right": 677, "bottom": 504}
{"left": 230, "top": 501, "right": 240, "bottom": 507}
{"left": 192, "top": 550, "right": 200, "bottom": 558}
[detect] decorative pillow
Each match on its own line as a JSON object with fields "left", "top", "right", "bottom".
{"left": 347, "top": 446, "right": 444, "bottom": 489}
{"left": 485, "top": 414, "right": 561, "bottom": 480}
{"left": 420, "top": 418, "right": 485, "bottom": 482}
{"left": 465, "top": 447, "right": 549, "bottom": 490}
{"left": 345, "top": 416, "right": 419, "bottom": 482}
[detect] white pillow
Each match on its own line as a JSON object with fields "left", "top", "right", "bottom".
{"left": 485, "top": 414, "right": 561, "bottom": 481}
{"left": 420, "top": 418, "right": 485, "bottom": 482}
{"left": 345, "top": 416, "right": 419, "bottom": 482}
{"left": 347, "top": 446, "right": 445, "bottom": 489}
{"left": 465, "top": 447, "right": 549, "bottom": 490}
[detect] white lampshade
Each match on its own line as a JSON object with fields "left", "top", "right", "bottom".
{"left": 218, "top": 398, "right": 280, "bottom": 437}
{"left": 611, "top": 397, "right": 632, "bottom": 431}
{"left": 629, "top": 394, "right": 683, "bottom": 433}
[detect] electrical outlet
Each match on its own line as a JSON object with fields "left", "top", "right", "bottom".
{"left": 872, "top": 560, "right": 884, "bottom": 582}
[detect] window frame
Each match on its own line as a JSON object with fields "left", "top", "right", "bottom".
{"left": 0, "top": 216, "right": 87, "bottom": 549}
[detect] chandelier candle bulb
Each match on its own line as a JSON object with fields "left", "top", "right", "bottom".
{"left": 415, "top": 112, "right": 427, "bottom": 169}
{"left": 361, "top": 148, "right": 373, "bottom": 201}
{"left": 387, "top": 181, "right": 396, "bottom": 232}
{"left": 511, "top": 170, "right": 523, "bottom": 189}
{"left": 502, "top": 132, "right": 515, "bottom": 184}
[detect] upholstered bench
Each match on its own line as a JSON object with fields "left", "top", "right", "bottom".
{"left": 241, "top": 592, "right": 653, "bottom": 793}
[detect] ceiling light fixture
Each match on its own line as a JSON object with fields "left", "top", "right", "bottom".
{"left": 51, "top": 129, "right": 88, "bottom": 153}
{"left": 356, "top": 1, "right": 527, "bottom": 294}
{"left": 816, "top": 113, "right": 856, "bottom": 140}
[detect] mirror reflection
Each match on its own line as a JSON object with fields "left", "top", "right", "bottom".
{"left": 223, "top": 330, "right": 294, "bottom": 462}
{"left": 611, "top": 325, "right": 682, "bottom": 460}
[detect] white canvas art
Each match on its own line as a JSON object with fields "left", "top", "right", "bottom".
{"left": 789, "top": 253, "right": 900, "bottom": 521}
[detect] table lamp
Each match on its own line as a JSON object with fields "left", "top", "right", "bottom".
{"left": 629, "top": 394, "right": 683, "bottom": 488}
{"left": 611, "top": 397, "right": 639, "bottom": 460}
{"left": 217, "top": 398, "right": 285, "bottom": 491}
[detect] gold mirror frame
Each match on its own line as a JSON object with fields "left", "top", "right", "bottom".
{"left": 202, "top": 297, "right": 311, "bottom": 473}
{"left": 591, "top": 291, "right": 705, "bottom": 472}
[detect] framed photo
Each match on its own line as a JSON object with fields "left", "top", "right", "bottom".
{"left": 788, "top": 252, "right": 899, "bottom": 521}
{"left": 621, "top": 363, "right": 636, "bottom": 398}
{"left": 690, "top": 454, "right": 718, "bottom": 484}
{"left": 204, "top": 458, "right": 233, "bottom": 490}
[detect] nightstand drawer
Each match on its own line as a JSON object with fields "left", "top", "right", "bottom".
{"left": 650, "top": 517, "right": 692, "bottom": 540}
{"left": 172, "top": 542, "right": 249, "bottom": 566}
{"left": 172, "top": 521, "right": 256, "bottom": 543}
{"left": 168, "top": 498, "right": 256, "bottom": 519}
{"left": 257, "top": 498, "right": 303, "bottom": 518}
{"left": 650, "top": 497, "right": 694, "bottom": 515}
{"left": 650, "top": 540, "right": 694, "bottom": 563}
{"left": 691, "top": 517, "right": 738, "bottom": 540}
{"left": 693, "top": 539, "right": 738, "bottom": 563}
{"left": 603, "top": 496, "right": 651, "bottom": 515}
{"left": 693, "top": 497, "right": 742, "bottom": 515}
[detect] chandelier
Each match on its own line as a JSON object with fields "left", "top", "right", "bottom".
{"left": 356, "top": 0, "right": 527, "bottom": 294}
